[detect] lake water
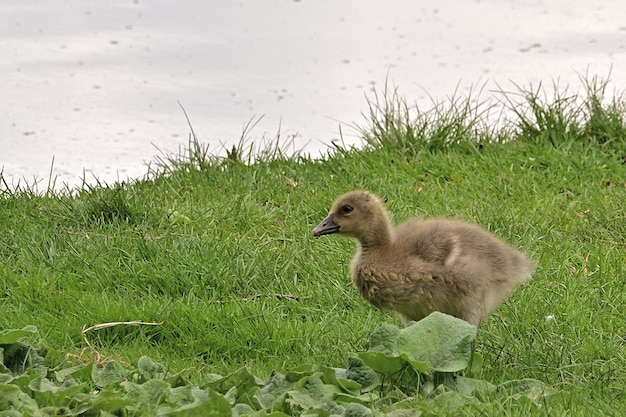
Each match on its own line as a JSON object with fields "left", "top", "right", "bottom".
{"left": 2, "top": 0, "right": 625, "bottom": 190}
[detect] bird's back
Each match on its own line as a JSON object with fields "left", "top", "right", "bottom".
{"left": 396, "top": 219, "right": 533, "bottom": 278}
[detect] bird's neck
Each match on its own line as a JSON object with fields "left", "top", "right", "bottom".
{"left": 359, "top": 219, "right": 394, "bottom": 251}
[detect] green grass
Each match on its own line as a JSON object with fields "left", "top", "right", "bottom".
{"left": 1, "top": 76, "right": 626, "bottom": 415}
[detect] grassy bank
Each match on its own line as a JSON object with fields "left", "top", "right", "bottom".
{"left": 1, "top": 78, "right": 625, "bottom": 415}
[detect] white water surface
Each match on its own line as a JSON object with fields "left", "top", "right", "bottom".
{"left": 1, "top": 0, "right": 625, "bottom": 190}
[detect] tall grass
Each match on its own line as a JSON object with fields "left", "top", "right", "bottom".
{"left": 351, "top": 75, "right": 626, "bottom": 156}
{"left": 150, "top": 108, "right": 304, "bottom": 179}
{"left": 501, "top": 74, "right": 626, "bottom": 150}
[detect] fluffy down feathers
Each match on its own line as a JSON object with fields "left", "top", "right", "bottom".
{"left": 312, "top": 190, "right": 534, "bottom": 326}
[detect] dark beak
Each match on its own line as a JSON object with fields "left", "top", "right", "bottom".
{"left": 312, "top": 214, "right": 340, "bottom": 237}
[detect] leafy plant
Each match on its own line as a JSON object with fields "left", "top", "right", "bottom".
{"left": 358, "top": 312, "right": 475, "bottom": 394}
{"left": 0, "top": 316, "right": 558, "bottom": 416}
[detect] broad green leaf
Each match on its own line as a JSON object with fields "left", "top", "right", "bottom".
{"left": 92, "top": 361, "right": 128, "bottom": 387}
{"left": 223, "top": 385, "right": 238, "bottom": 404}
{"left": 319, "top": 366, "right": 339, "bottom": 385}
{"left": 233, "top": 402, "right": 255, "bottom": 416}
{"left": 397, "top": 354, "right": 429, "bottom": 374}
{"left": 332, "top": 391, "right": 378, "bottom": 406}
{"left": 255, "top": 371, "right": 293, "bottom": 411}
{"left": 286, "top": 374, "right": 342, "bottom": 413}
{"left": 356, "top": 352, "right": 404, "bottom": 376}
{"left": 28, "top": 376, "right": 65, "bottom": 393}
{"left": 28, "top": 376, "right": 87, "bottom": 407}
{"left": 452, "top": 376, "right": 495, "bottom": 400}
{"left": 137, "top": 355, "right": 168, "bottom": 381}
{"left": 208, "top": 367, "right": 263, "bottom": 409}
{"left": 158, "top": 387, "right": 230, "bottom": 416}
{"left": 341, "top": 402, "right": 373, "bottom": 417}
{"left": 204, "top": 373, "right": 225, "bottom": 383}
{"left": 8, "top": 372, "right": 43, "bottom": 394}
{"left": 496, "top": 378, "right": 559, "bottom": 404}
{"left": 0, "top": 326, "right": 38, "bottom": 344}
{"left": 54, "top": 363, "right": 92, "bottom": 383}
{"left": 0, "top": 383, "right": 38, "bottom": 414}
{"left": 72, "top": 389, "right": 134, "bottom": 414}
{"left": 122, "top": 379, "right": 170, "bottom": 409}
{"left": 302, "top": 402, "right": 373, "bottom": 417}
{"left": 300, "top": 406, "right": 331, "bottom": 417}
{"left": 335, "top": 379, "right": 362, "bottom": 396}
{"left": 397, "top": 312, "right": 476, "bottom": 373}
{"left": 0, "top": 341, "right": 46, "bottom": 374}
{"left": 40, "top": 405, "right": 74, "bottom": 416}
{"left": 164, "top": 385, "right": 208, "bottom": 407}
{"left": 135, "top": 355, "right": 192, "bottom": 386}
{"left": 301, "top": 401, "right": 345, "bottom": 416}
{"left": 319, "top": 365, "right": 363, "bottom": 396}
{"left": 367, "top": 325, "right": 401, "bottom": 355}
{"left": 285, "top": 364, "right": 316, "bottom": 382}
{"left": 209, "top": 367, "right": 264, "bottom": 392}
{"left": 339, "top": 356, "right": 379, "bottom": 393}
{"left": 468, "top": 351, "right": 484, "bottom": 375}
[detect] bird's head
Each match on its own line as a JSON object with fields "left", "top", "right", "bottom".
{"left": 312, "top": 190, "right": 391, "bottom": 246}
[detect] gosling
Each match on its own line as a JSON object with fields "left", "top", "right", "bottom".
{"left": 312, "top": 190, "right": 534, "bottom": 327}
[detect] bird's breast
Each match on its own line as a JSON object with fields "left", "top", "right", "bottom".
{"left": 349, "top": 254, "right": 411, "bottom": 307}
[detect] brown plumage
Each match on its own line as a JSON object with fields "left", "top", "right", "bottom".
{"left": 312, "top": 190, "right": 534, "bottom": 327}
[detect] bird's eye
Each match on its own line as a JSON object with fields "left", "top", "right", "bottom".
{"left": 340, "top": 205, "right": 353, "bottom": 214}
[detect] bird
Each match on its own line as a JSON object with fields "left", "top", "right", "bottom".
{"left": 311, "top": 190, "right": 534, "bottom": 327}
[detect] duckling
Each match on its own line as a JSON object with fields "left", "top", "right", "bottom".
{"left": 312, "top": 190, "right": 534, "bottom": 327}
